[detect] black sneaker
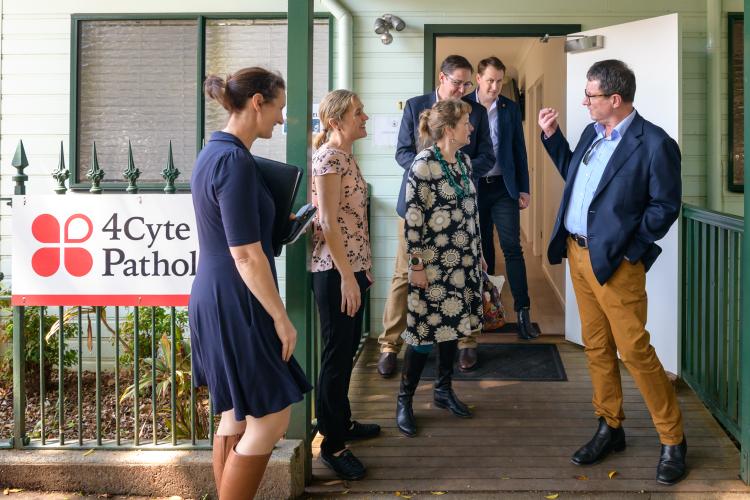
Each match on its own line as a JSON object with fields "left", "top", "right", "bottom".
{"left": 343, "top": 421, "right": 381, "bottom": 441}
{"left": 320, "top": 449, "right": 366, "bottom": 480}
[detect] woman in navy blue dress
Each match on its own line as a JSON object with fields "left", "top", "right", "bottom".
{"left": 189, "top": 67, "right": 311, "bottom": 499}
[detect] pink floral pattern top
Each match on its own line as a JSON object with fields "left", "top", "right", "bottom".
{"left": 311, "top": 145, "right": 372, "bottom": 273}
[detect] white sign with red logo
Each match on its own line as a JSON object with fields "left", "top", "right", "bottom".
{"left": 12, "top": 195, "right": 197, "bottom": 306}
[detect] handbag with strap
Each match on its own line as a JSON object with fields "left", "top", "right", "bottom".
{"left": 482, "top": 272, "right": 506, "bottom": 331}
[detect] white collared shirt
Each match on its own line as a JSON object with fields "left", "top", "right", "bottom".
{"left": 476, "top": 89, "right": 501, "bottom": 176}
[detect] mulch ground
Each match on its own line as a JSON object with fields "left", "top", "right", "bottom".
{"left": 0, "top": 371, "right": 214, "bottom": 444}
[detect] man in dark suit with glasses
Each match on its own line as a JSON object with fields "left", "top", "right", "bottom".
{"left": 538, "top": 59, "right": 686, "bottom": 485}
{"left": 376, "top": 54, "right": 495, "bottom": 377}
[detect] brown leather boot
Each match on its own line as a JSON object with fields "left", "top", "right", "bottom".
{"left": 212, "top": 434, "right": 243, "bottom": 495}
{"left": 219, "top": 447, "right": 271, "bottom": 500}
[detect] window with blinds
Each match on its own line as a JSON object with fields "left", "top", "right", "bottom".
{"left": 72, "top": 16, "right": 330, "bottom": 188}
{"left": 76, "top": 19, "right": 198, "bottom": 186}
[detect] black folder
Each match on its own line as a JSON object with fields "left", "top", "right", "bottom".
{"left": 254, "top": 156, "right": 303, "bottom": 257}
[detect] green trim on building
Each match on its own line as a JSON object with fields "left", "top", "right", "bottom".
{"left": 423, "top": 24, "right": 580, "bottom": 92}
{"left": 327, "top": 13, "right": 334, "bottom": 92}
{"left": 69, "top": 17, "right": 80, "bottom": 193}
{"left": 196, "top": 15, "right": 206, "bottom": 156}
{"left": 741, "top": 0, "right": 749, "bottom": 484}
{"left": 285, "top": 0, "right": 315, "bottom": 481}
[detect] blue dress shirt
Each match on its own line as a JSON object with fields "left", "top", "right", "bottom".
{"left": 564, "top": 110, "right": 637, "bottom": 236}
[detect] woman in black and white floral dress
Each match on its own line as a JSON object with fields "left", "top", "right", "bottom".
{"left": 396, "top": 98, "right": 485, "bottom": 438}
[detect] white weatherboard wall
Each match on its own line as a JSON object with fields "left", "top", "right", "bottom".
{"left": 0, "top": 0, "right": 722, "bottom": 339}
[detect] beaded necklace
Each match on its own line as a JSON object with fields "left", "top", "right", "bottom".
{"left": 434, "top": 145, "right": 471, "bottom": 199}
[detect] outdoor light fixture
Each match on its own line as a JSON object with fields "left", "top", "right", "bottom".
{"left": 539, "top": 33, "right": 605, "bottom": 53}
{"left": 374, "top": 13, "right": 405, "bottom": 45}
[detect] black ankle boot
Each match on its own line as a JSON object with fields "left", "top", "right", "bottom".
{"left": 656, "top": 436, "right": 687, "bottom": 485}
{"left": 517, "top": 307, "right": 537, "bottom": 340}
{"left": 433, "top": 340, "right": 472, "bottom": 418}
{"left": 396, "top": 346, "right": 429, "bottom": 437}
{"left": 571, "top": 416, "right": 626, "bottom": 465}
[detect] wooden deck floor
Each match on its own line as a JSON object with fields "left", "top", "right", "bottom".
{"left": 307, "top": 336, "right": 750, "bottom": 497}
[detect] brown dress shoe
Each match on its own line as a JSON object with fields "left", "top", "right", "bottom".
{"left": 377, "top": 352, "right": 397, "bottom": 378}
{"left": 458, "top": 347, "right": 478, "bottom": 372}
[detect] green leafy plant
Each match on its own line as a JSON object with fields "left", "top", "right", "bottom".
{"left": 117, "top": 307, "right": 188, "bottom": 371}
{"left": 120, "top": 315, "right": 209, "bottom": 439}
{"left": 0, "top": 305, "right": 79, "bottom": 386}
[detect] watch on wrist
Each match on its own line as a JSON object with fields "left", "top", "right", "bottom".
{"left": 409, "top": 256, "right": 423, "bottom": 268}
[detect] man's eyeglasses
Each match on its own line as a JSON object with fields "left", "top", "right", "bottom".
{"left": 444, "top": 74, "right": 474, "bottom": 91}
{"left": 582, "top": 137, "right": 605, "bottom": 165}
{"left": 583, "top": 90, "right": 613, "bottom": 102}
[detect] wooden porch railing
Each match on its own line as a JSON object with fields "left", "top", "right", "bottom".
{"left": 681, "top": 204, "right": 747, "bottom": 484}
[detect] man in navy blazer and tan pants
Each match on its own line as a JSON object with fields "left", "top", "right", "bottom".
{"left": 376, "top": 55, "right": 495, "bottom": 377}
{"left": 466, "top": 57, "right": 536, "bottom": 341}
{"left": 538, "top": 59, "right": 686, "bottom": 485}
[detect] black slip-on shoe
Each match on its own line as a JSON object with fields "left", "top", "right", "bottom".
{"left": 343, "top": 420, "right": 381, "bottom": 441}
{"left": 320, "top": 449, "right": 366, "bottom": 481}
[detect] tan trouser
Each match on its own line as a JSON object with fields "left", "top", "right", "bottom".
{"left": 377, "top": 219, "right": 477, "bottom": 353}
{"left": 567, "top": 238, "right": 683, "bottom": 445}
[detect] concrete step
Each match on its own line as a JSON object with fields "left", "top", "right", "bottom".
{"left": 0, "top": 439, "right": 303, "bottom": 500}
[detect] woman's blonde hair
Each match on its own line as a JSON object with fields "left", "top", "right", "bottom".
{"left": 313, "top": 89, "right": 359, "bottom": 149}
{"left": 418, "top": 99, "right": 472, "bottom": 147}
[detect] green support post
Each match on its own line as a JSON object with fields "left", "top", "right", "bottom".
{"left": 12, "top": 306, "right": 26, "bottom": 448}
{"left": 741, "top": 0, "right": 750, "bottom": 484}
{"left": 12, "top": 140, "right": 28, "bottom": 449}
{"left": 286, "top": 0, "right": 314, "bottom": 481}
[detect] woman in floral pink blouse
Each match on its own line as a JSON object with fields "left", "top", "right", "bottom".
{"left": 311, "top": 89, "right": 379, "bottom": 481}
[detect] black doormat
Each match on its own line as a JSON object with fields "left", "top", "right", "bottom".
{"left": 421, "top": 344, "right": 567, "bottom": 381}
{"left": 484, "top": 322, "right": 541, "bottom": 335}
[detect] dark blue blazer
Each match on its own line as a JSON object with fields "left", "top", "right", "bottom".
{"left": 543, "top": 112, "right": 681, "bottom": 285}
{"left": 464, "top": 92, "right": 529, "bottom": 198}
{"left": 394, "top": 92, "right": 495, "bottom": 217}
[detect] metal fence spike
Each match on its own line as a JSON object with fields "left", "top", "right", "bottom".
{"left": 87, "top": 142, "right": 104, "bottom": 194}
{"left": 12, "top": 140, "right": 28, "bottom": 195}
{"left": 12, "top": 140, "right": 28, "bottom": 169}
{"left": 123, "top": 140, "right": 141, "bottom": 194}
{"left": 52, "top": 141, "right": 69, "bottom": 195}
{"left": 161, "top": 140, "right": 180, "bottom": 194}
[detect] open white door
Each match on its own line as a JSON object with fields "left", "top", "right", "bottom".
{"left": 563, "top": 14, "right": 680, "bottom": 374}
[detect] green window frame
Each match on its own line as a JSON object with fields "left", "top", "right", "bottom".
{"left": 69, "top": 12, "right": 332, "bottom": 192}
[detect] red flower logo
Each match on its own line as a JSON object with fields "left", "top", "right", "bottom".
{"left": 31, "top": 214, "right": 93, "bottom": 277}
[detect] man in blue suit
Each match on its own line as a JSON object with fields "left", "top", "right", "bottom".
{"left": 377, "top": 54, "right": 495, "bottom": 376}
{"left": 466, "top": 56, "right": 535, "bottom": 341}
{"left": 538, "top": 59, "right": 686, "bottom": 485}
